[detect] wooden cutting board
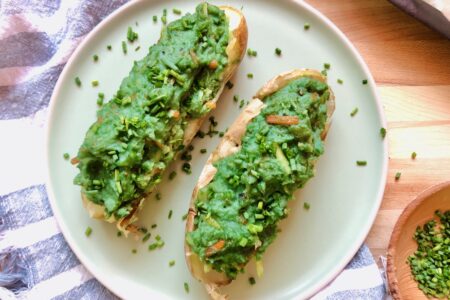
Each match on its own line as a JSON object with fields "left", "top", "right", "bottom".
{"left": 306, "top": 0, "right": 450, "bottom": 260}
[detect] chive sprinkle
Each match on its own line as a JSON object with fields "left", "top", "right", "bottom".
{"left": 142, "top": 233, "right": 151, "bottom": 242}
{"left": 173, "top": 8, "right": 181, "bottom": 15}
{"left": 200, "top": 148, "right": 207, "bottom": 154}
{"left": 75, "top": 77, "right": 82, "bottom": 87}
{"left": 337, "top": 79, "right": 343, "bottom": 84}
{"left": 247, "top": 48, "right": 257, "bottom": 57}
{"left": 184, "top": 282, "right": 190, "bottom": 293}
{"left": 304, "top": 23, "right": 310, "bottom": 30}
{"left": 132, "top": 249, "right": 137, "bottom": 254}
{"left": 182, "top": 213, "right": 188, "bottom": 221}
{"left": 350, "top": 107, "right": 359, "bottom": 117}
{"left": 168, "top": 210, "right": 173, "bottom": 219}
{"left": 275, "top": 48, "right": 282, "bottom": 56}
{"left": 85, "top": 226, "right": 92, "bottom": 237}
{"left": 169, "top": 260, "right": 175, "bottom": 267}
{"left": 239, "top": 99, "right": 245, "bottom": 108}
{"left": 169, "top": 171, "right": 177, "bottom": 180}
{"left": 122, "top": 41, "right": 127, "bottom": 54}
{"left": 135, "top": 46, "right": 140, "bottom": 52}
{"left": 127, "top": 26, "right": 138, "bottom": 42}
{"left": 225, "top": 81, "right": 234, "bottom": 89}
{"left": 324, "top": 63, "right": 331, "bottom": 70}
{"left": 152, "top": 15, "right": 157, "bottom": 22}
{"left": 249, "top": 277, "right": 256, "bottom": 285}
{"left": 411, "top": 152, "right": 417, "bottom": 159}
{"left": 362, "top": 79, "right": 368, "bottom": 85}
{"left": 91, "top": 80, "right": 99, "bottom": 87}
{"left": 155, "top": 192, "right": 161, "bottom": 200}
{"left": 303, "top": 202, "right": 310, "bottom": 210}
{"left": 356, "top": 160, "right": 367, "bottom": 166}
{"left": 395, "top": 172, "right": 401, "bottom": 181}
{"left": 93, "top": 54, "right": 99, "bottom": 62}
{"left": 151, "top": 224, "right": 157, "bottom": 229}
{"left": 117, "top": 231, "right": 122, "bottom": 237}
{"left": 233, "top": 95, "right": 239, "bottom": 102}
{"left": 380, "top": 127, "right": 387, "bottom": 139}
{"left": 247, "top": 73, "right": 253, "bottom": 79}
{"left": 321, "top": 70, "right": 328, "bottom": 76}
{"left": 107, "top": 45, "right": 112, "bottom": 50}
{"left": 63, "top": 153, "right": 70, "bottom": 160}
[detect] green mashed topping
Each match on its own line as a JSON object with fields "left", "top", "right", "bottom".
{"left": 74, "top": 3, "right": 229, "bottom": 219}
{"left": 186, "top": 76, "right": 331, "bottom": 279}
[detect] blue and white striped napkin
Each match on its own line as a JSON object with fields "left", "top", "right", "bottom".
{"left": 0, "top": 1, "right": 386, "bottom": 299}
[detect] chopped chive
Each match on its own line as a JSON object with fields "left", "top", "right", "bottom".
{"left": 304, "top": 23, "right": 310, "bottom": 30}
{"left": 161, "top": 15, "right": 167, "bottom": 25}
{"left": 395, "top": 172, "right": 401, "bottom": 181}
{"left": 173, "top": 8, "right": 181, "bottom": 15}
{"left": 324, "top": 63, "right": 331, "bottom": 70}
{"left": 168, "top": 210, "right": 173, "bottom": 219}
{"left": 75, "top": 77, "right": 82, "bottom": 87}
{"left": 321, "top": 70, "right": 328, "bottom": 76}
{"left": 411, "top": 152, "right": 417, "bottom": 159}
{"left": 135, "top": 46, "right": 140, "bottom": 51}
{"left": 184, "top": 282, "right": 190, "bottom": 293}
{"left": 169, "top": 171, "right": 177, "bottom": 180}
{"left": 132, "top": 249, "right": 137, "bottom": 254}
{"left": 107, "top": 45, "right": 112, "bottom": 50}
{"left": 356, "top": 160, "right": 367, "bottom": 166}
{"left": 233, "top": 95, "right": 239, "bottom": 102}
{"left": 169, "top": 260, "right": 176, "bottom": 267}
{"left": 127, "top": 26, "right": 139, "bottom": 42}
{"left": 153, "top": 15, "right": 157, "bottom": 22}
{"left": 182, "top": 162, "right": 192, "bottom": 174}
{"left": 247, "top": 73, "right": 253, "bottom": 79}
{"left": 142, "top": 233, "right": 151, "bottom": 242}
{"left": 97, "top": 96, "right": 104, "bottom": 106}
{"left": 117, "top": 231, "right": 122, "bottom": 237}
{"left": 138, "top": 227, "right": 148, "bottom": 234}
{"left": 85, "top": 226, "right": 92, "bottom": 237}
{"left": 239, "top": 99, "right": 245, "bottom": 108}
{"left": 362, "top": 79, "right": 368, "bottom": 85}
{"left": 200, "top": 148, "right": 207, "bottom": 154}
{"left": 151, "top": 224, "right": 157, "bottom": 229}
{"left": 350, "top": 107, "right": 359, "bottom": 117}
{"left": 249, "top": 277, "right": 256, "bottom": 285}
{"left": 93, "top": 54, "right": 99, "bottom": 62}
{"left": 155, "top": 192, "right": 161, "bottom": 200}
{"left": 337, "top": 79, "right": 343, "bottom": 84}
{"left": 98, "top": 92, "right": 105, "bottom": 99}
{"left": 275, "top": 48, "right": 282, "bottom": 56}
{"left": 122, "top": 41, "right": 127, "bottom": 54}
{"left": 219, "top": 131, "right": 224, "bottom": 137}
{"left": 303, "top": 202, "right": 310, "bottom": 210}
{"left": 148, "top": 243, "right": 158, "bottom": 251}
{"left": 380, "top": 127, "right": 387, "bottom": 139}
{"left": 182, "top": 213, "right": 188, "bottom": 221}
{"left": 63, "top": 153, "right": 70, "bottom": 160}
{"left": 225, "top": 81, "right": 234, "bottom": 89}
{"left": 247, "top": 48, "right": 257, "bottom": 57}
{"left": 91, "top": 80, "right": 99, "bottom": 87}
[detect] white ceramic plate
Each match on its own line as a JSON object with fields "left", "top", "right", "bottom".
{"left": 46, "top": 0, "right": 388, "bottom": 299}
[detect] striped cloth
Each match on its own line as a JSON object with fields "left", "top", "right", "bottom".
{"left": 0, "top": 1, "right": 387, "bottom": 299}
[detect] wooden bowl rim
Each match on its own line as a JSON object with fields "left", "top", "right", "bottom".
{"left": 387, "top": 180, "right": 450, "bottom": 299}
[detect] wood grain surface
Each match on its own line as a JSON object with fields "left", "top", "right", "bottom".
{"left": 305, "top": 0, "right": 450, "bottom": 261}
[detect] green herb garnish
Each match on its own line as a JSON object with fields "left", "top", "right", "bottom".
{"left": 127, "top": 26, "right": 138, "bottom": 42}
{"left": 200, "top": 149, "right": 207, "bottom": 154}
{"left": 173, "top": 8, "right": 181, "bottom": 15}
{"left": 350, "top": 107, "right": 359, "bottom": 117}
{"left": 248, "top": 277, "right": 256, "bottom": 285}
{"left": 107, "top": 45, "right": 112, "bottom": 50}
{"left": 85, "top": 226, "right": 92, "bottom": 237}
{"left": 155, "top": 192, "right": 161, "bottom": 201}
{"left": 275, "top": 48, "right": 282, "bottom": 56}
{"left": 152, "top": 15, "right": 157, "bottom": 22}
{"left": 324, "top": 63, "right": 331, "bottom": 70}
{"left": 362, "top": 79, "right": 368, "bottom": 85}
{"left": 122, "top": 41, "right": 127, "bottom": 54}
{"left": 356, "top": 160, "right": 367, "bottom": 166}
{"left": 142, "top": 233, "right": 151, "bottom": 242}
{"left": 169, "top": 260, "right": 176, "bottom": 267}
{"left": 182, "top": 213, "right": 188, "bottom": 221}
{"left": 395, "top": 172, "right": 401, "bottom": 181}
{"left": 337, "top": 79, "right": 343, "bottom": 84}
{"left": 226, "top": 81, "right": 234, "bottom": 89}
{"left": 411, "top": 152, "right": 417, "bottom": 159}
{"left": 93, "top": 54, "right": 99, "bottom": 62}
{"left": 408, "top": 210, "right": 450, "bottom": 298}
{"left": 303, "top": 202, "right": 311, "bottom": 210}
{"left": 184, "top": 282, "right": 190, "bottom": 293}
{"left": 169, "top": 171, "right": 177, "bottom": 180}
{"left": 168, "top": 210, "right": 173, "bottom": 219}
{"left": 75, "top": 77, "right": 82, "bottom": 87}
{"left": 247, "top": 73, "right": 253, "bottom": 79}
{"left": 63, "top": 153, "right": 70, "bottom": 160}
{"left": 247, "top": 48, "right": 257, "bottom": 57}
{"left": 132, "top": 249, "right": 137, "bottom": 254}
{"left": 304, "top": 23, "right": 310, "bottom": 30}
{"left": 380, "top": 127, "right": 387, "bottom": 139}
{"left": 91, "top": 80, "right": 99, "bottom": 87}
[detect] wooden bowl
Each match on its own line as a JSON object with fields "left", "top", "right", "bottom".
{"left": 387, "top": 181, "right": 450, "bottom": 299}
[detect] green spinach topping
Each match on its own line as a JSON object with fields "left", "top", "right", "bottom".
{"left": 74, "top": 3, "right": 230, "bottom": 219}
{"left": 186, "top": 76, "right": 331, "bottom": 279}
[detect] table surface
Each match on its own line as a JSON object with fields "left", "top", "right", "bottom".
{"left": 306, "top": 0, "right": 450, "bottom": 261}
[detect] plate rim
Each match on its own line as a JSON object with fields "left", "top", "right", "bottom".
{"left": 45, "top": 0, "right": 388, "bottom": 299}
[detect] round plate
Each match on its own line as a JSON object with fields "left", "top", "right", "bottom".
{"left": 46, "top": 0, "right": 388, "bottom": 299}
